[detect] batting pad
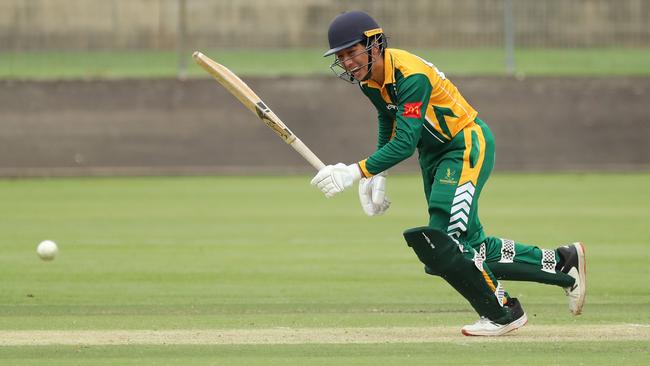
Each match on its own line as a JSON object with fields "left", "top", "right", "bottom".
{"left": 403, "top": 226, "right": 511, "bottom": 323}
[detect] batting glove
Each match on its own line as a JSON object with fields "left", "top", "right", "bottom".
{"left": 311, "top": 163, "right": 361, "bottom": 198}
{"left": 358, "top": 171, "right": 391, "bottom": 216}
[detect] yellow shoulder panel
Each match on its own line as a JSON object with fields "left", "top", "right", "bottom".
{"left": 387, "top": 48, "right": 435, "bottom": 80}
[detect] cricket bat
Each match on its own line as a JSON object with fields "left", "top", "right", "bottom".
{"left": 192, "top": 51, "right": 325, "bottom": 170}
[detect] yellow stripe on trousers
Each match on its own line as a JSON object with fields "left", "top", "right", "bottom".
{"left": 481, "top": 270, "right": 497, "bottom": 292}
{"left": 459, "top": 121, "right": 486, "bottom": 186}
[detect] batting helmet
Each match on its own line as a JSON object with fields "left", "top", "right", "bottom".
{"left": 323, "top": 11, "right": 384, "bottom": 57}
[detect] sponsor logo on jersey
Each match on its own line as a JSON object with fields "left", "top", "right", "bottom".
{"left": 386, "top": 104, "right": 398, "bottom": 111}
{"left": 402, "top": 102, "right": 422, "bottom": 119}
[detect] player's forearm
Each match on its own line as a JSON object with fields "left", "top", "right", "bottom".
{"left": 359, "top": 135, "right": 416, "bottom": 176}
{"left": 376, "top": 113, "right": 395, "bottom": 150}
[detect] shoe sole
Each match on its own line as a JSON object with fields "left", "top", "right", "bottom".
{"left": 571, "top": 242, "right": 587, "bottom": 315}
{"left": 461, "top": 313, "right": 528, "bottom": 336}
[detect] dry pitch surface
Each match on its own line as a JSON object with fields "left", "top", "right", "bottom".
{"left": 2, "top": 324, "right": 649, "bottom": 346}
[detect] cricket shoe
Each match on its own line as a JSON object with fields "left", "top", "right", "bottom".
{"left": 557, "top": 242, "right": 587, "bottom": 315}
{"left": 461, "top": 298, "right": 528, "bottom": 336}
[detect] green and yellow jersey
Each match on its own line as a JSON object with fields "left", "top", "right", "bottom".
{"left": 358, "top": 48, "right": 478, "bottom": 177}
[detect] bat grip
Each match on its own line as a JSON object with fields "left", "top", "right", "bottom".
{"left": 289, "top": 138, "right": 326, "bottom": 170}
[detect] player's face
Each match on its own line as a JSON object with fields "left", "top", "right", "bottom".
{"left": 335, "top": 43, "right": 372, "bottom": 80}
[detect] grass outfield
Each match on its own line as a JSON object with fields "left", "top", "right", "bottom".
{"left": 1, "top": 48, "right": 649, "bottom": 79}
{"left": 0, "top": 173, "right": 649, "bottom": 364}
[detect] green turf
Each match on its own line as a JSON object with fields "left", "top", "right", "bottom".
{"left": 1, "top": 48, "right": 649, "bottom": 79}
{"left": 1, "top": 342, "right": 649, "bottom": 366}
{"left": 0, "top": 173, "right": 649, "bottom": 364}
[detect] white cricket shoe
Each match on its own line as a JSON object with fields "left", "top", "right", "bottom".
{"left": 461, "top": 298, "right": 528, "bottom": 336}
{"left": 558, "top": 242, "right": 587, "bottom": 315}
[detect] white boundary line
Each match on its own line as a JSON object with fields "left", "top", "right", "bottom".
{"left": 0, "top": 324, "right": 648, "bottom": 346}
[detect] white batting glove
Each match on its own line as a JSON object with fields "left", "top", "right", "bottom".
{"left": 311, "top": 163, "right": 361, "bottom": 198}
{"left": 358, "top": 172, "right": 391, "bottom": 216}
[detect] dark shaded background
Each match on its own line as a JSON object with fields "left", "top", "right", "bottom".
{"left": 1, "top": 76, "right": 647, "bottom": 176}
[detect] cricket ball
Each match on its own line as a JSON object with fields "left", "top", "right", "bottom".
{"left": 37, "top": 240, "right": 58, "bottom": 261}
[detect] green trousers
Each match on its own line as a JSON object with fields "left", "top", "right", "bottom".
{"left": 419, "top": 118, "right": 574, "bottom": 289}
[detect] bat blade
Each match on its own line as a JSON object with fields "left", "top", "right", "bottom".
{"left": 192, "top": 51, "right": 294, "bottom": 143}
{"left": 192, "top": 51, "right": 325, "bottom": 170}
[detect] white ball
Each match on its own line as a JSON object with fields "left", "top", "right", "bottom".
{"left": 37, "top": 240, "right": 58, "bottom": 261}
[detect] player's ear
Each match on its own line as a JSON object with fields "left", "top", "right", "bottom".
{"left": 371, "top": 42, "right": 381, "bottom": 57}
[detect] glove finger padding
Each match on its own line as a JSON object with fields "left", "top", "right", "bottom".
{"left": 371, "top": 174, "right": 387, "bottom": 205}
{"left": 371, "top": 172, "right": 391, "bottom": 215}
{"left": 312, "top": 163, "right": 360, "bottom": 198}
{"left": 375, "top": 196, "right": 391, "bottom": 215}
{"left": 358, "top": 177, "right": 378, "bottom": 216}
{"left": 310, "top": 165, "right": 333, "bottom": 186}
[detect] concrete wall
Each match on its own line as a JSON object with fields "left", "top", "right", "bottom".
{"left": 2, "top": 0, "right": 648, "bottom": 50}
{"left": 1, "top": 77, "right": 648, "bottom": 176}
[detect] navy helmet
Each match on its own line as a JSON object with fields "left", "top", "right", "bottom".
{"left": 324, "top": 11, "right": 385, "bottom": 57}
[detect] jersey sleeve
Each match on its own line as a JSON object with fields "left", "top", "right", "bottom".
{"left": 360, "top": 85, "right": 395, "bottom": 150}
{"left": 376, "top": 111, "right": 394, "bottom": 150}
{"left": 359, "top": 73, "right": 433, "bottom": 177}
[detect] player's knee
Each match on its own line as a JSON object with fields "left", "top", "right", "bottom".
{"left": 403, "top": 226, "right": 463, "bottom": 274}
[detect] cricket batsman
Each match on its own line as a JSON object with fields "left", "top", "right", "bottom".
{"left": 311, "top": 11, "right": 587, "bottom": 336}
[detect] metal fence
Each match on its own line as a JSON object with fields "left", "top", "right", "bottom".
{"left": 1, "top": 0, "right": 648, "bottom": 71}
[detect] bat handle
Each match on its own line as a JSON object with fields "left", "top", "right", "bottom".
{"left": 289, "top": 138, "right": 326, "bottom": 170}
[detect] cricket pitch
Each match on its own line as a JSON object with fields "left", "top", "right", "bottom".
{"left": 1, "top": 324, "right": 649, "bottom": 346}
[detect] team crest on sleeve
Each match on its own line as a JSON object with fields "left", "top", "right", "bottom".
{"left": 402, "top": 102, "right": 423, "bottom": 119}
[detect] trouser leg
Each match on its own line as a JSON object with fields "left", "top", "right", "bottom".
{"left": 471, "top": 236, "right": 575, "bottom": 287}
